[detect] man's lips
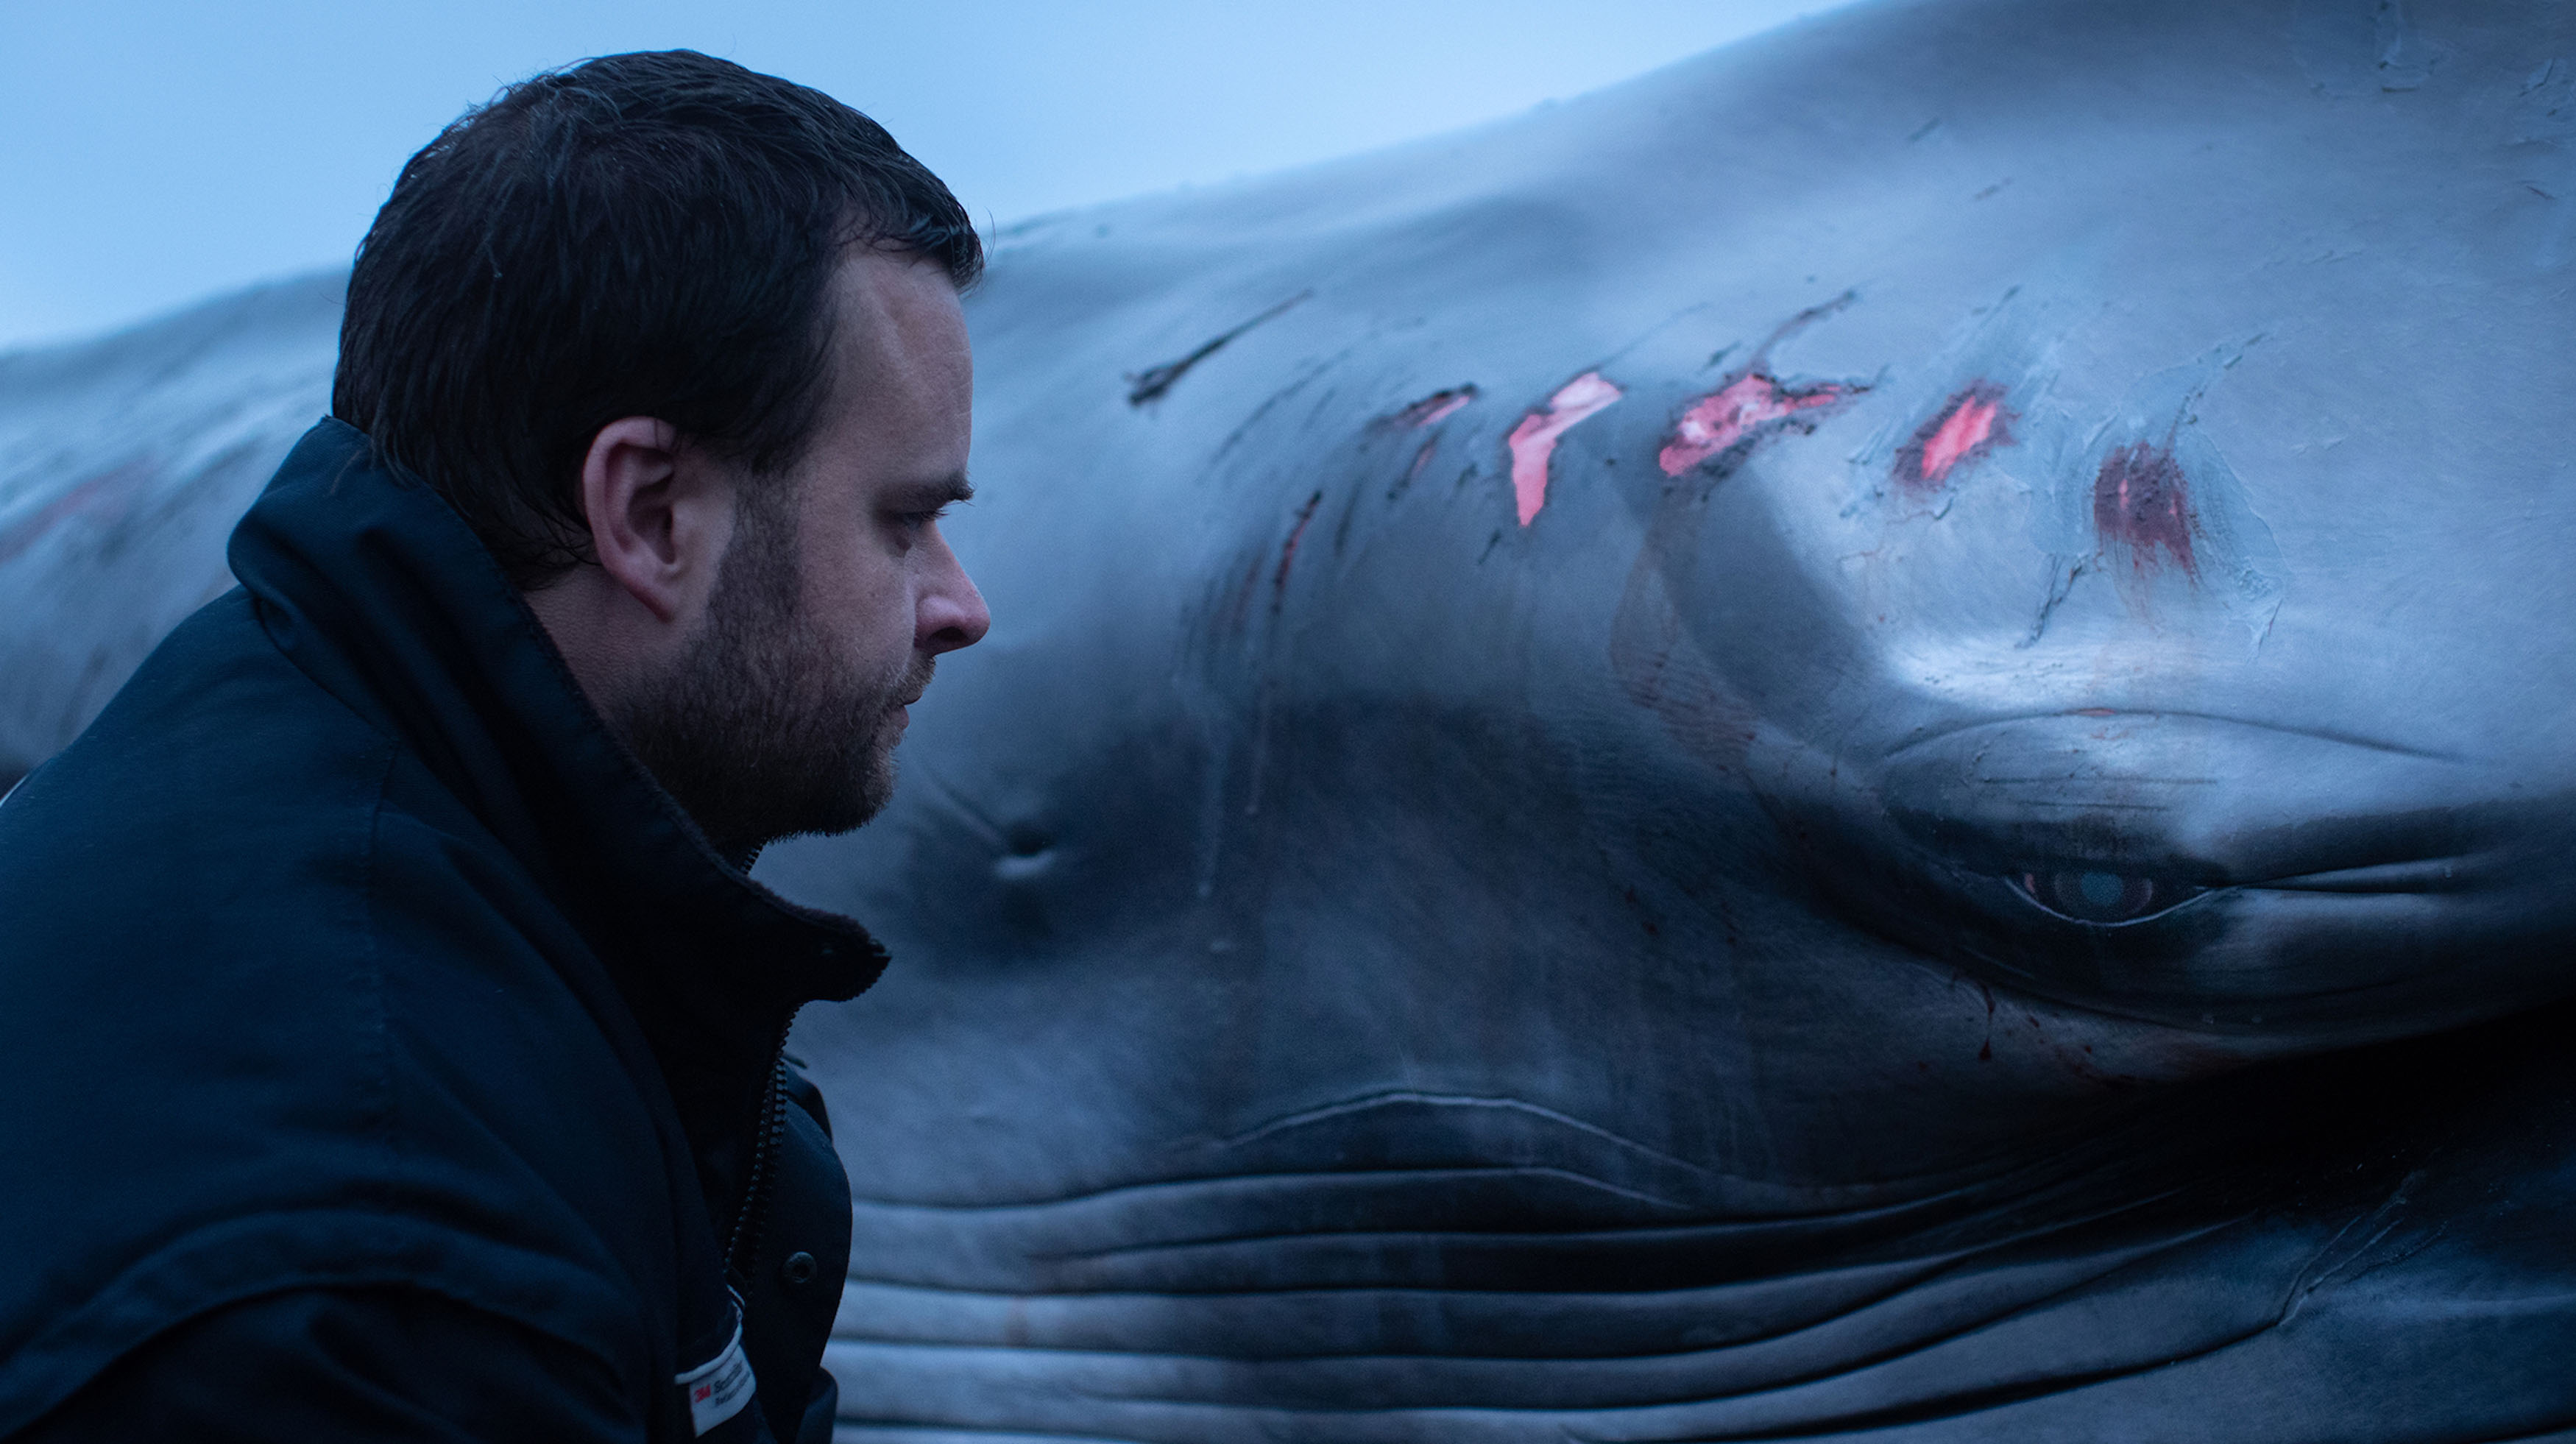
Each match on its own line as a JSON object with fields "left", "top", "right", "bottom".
{"left": 891, "top": 661, "right": 935, "bottom": 720}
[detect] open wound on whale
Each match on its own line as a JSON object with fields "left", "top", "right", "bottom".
{"left": 1846, "top": 282, "right": 2087, "bottom": 516}
{"left": 1893, "top": 382, "right": 2015, "bottom": 492}
{"left": 1650, "top": 294, "right": 1864, "bottom": 484}
{"left": 1659, "top": 371, "right": 1854, "bottom": 476}
{"left": 2093, "top": 439, "right": 2197, "bottom": 576}
{"left": 1507, "top": 372, "right": 1622, "bottom": 525}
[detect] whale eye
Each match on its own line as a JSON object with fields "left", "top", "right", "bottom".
{"left": 2013, "top": 868, "right": 2204, "bottom": 926}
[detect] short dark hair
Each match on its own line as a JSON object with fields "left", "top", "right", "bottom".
{"left": 332, "top": 49, "right": 983, "bottom": 586}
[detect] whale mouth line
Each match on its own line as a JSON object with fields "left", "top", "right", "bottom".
{"left": 843, "top": 1162, "right": 2021, "bottom": 1228}
{"left": 1131, "top": 1162, "right": 1697, "bottom": 1216}
{"left": 849, "top": 1163, "right": 1683, "bottom": 1211}
{"left": 1197, "top": 1090, "right": 1716, "bottom": 1175}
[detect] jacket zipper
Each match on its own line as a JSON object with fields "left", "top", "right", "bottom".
{"left": 724, "top": 1013, "right": 796, "bottom": 1281}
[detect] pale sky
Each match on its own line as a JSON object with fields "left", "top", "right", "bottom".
{"left": 0, "top": 0, "right": 1853, "bottom": 353}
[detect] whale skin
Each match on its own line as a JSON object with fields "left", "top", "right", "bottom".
{"left": 7, "top": 0, "right": 2576, "bottom": 1436}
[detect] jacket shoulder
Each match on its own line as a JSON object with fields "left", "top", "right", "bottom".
{"left": 0, "top": 591, "right": 665, "bottom": 1434}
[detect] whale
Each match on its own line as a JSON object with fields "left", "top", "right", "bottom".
{"left": 0, "top": 272, "right": 342, "bottom": 787}
{"left": 7, "top": 0, "right": 2576, "bottom": 1435}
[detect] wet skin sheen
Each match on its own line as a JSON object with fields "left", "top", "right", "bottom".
{"left": 5, "top": 0, "right": 2576, "bottom": 1436}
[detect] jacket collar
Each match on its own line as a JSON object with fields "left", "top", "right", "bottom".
{"left": 225, "top": 419, "right": 885, "bottom": 1086}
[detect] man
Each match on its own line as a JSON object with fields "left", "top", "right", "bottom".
{"left": 0, "top": 50, "right": 988, "bottom": 1443}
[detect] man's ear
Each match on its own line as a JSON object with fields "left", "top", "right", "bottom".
{"left": 576, "top": 417, "right": 732, "bottom": 625}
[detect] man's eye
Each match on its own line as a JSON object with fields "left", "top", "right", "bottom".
{"left": 2011, "top": 868, "right": 2207, "bottom": 926}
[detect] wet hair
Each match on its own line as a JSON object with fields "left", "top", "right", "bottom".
{"left": 332, "top": 49, "right": 983, "bottom": 587}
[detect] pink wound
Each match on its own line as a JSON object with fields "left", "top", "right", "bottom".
{"left": 1507, "top": 372, "right": 1622, "bottom": 525}
{"left": 2094, "top": 441, "right": 2198, "bottom": 576}
{"left": 1894, "top": 382, "right": 2014, "bottom": 492}
{"left": 1657, "top": 373, "right": 1850, "bottom": 477}
{"left": 1920, "top": 397, "right": 1999, "bottom": 479}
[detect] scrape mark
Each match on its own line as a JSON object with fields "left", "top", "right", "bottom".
{"left": 1271, "top": 491, "right": 1323, "bottom": 607}
{"left": 1506, "top": 372, "right": 1622, "bottom": 525}
{"left": 1219, "top": 551, "right": 1265, "bottom": 634}
{"left": 1212, "top": 347, "right": 1347, "bottom": 464}
{"left": 1657, "top": 372, "right": 1853, "bottom": 477}
{"left": 1126, "top": 291, "right": 1312, "bottom": 406}
{"left": 2021, "top": 556, "right": 2086, "bottom": 647}
{"left": 2094, "top": 442, "right": 2198, "bottom": 576}
{"left": 1893, "top": 382, "right": 2014, "bottom": 492}
{"left": 1390, "top": 385, "right": 1477, "bottom": 428}
{"left": 1382, "top": 386, "right": 1477, "bottom": 503}
{"left": 1384, "top": 437, "right": 1443, "bottom": 503}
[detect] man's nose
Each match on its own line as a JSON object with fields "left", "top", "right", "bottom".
{"left": 916, "top": 533, "right": 990, "bottom": 655}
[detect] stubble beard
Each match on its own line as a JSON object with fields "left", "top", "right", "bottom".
{"left": 613, "top": 484, "right": 929, "bottom": 859}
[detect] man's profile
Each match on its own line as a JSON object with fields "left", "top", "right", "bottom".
{"left": 0, "top": 50, "right": 986, "bottom": 1442}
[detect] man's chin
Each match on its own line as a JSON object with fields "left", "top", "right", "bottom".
{"left": 768, "top": 743, "right": 899, "bottom": 845}
{"left": 619, "top": 639, "right": 918, "bottom": 852}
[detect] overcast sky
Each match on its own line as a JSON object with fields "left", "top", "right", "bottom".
{"left": 0, "top": 0, "right": 1856, "bottom": 354}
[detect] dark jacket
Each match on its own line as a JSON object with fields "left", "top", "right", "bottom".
{"left": 0, "top": 420, "right": 879, "bottom": 1442}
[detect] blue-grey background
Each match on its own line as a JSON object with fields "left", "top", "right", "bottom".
{"left": 0, "top": 0, "right": 1846, "bottom": 354}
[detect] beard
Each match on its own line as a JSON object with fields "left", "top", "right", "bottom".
{"left": 612, "top": 484, "right": 928, "bottom": 860}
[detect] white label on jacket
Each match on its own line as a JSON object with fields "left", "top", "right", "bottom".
{"left": 676, "top": 1316, "right": 756, "bottom": 1435}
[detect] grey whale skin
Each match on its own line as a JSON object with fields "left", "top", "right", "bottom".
{"left": 7, "top": 0, "right": 2576, "bottom": 1436}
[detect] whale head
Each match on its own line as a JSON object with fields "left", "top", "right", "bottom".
{"left": 752, "top": 0, "right": 2576, "bottom": 1433}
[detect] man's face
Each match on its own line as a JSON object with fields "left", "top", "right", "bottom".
{"left": 618, "top": 251, "right": 988, "bottom": 857}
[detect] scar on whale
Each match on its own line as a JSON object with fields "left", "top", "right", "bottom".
{"left": 1893, "top": 382, "right": 2014, "bottom": 492}
{"left": 1386, "top": 385, "right": 1478, "bottom": 497}
{"left": 1506, "top": 373, "right": 1622, "bottom": 525}
{"left": 1271, "top": 490, "right": 1324, "bottom": 606}
{"left": 2094, "top": 440, "right": 2198, "bottom": 576}
{"left": 1125, "top": 291, "right": 1311, "bottom": 406}
{"left": 1390, "top": 385, "right": 1477, "bottom": 430}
